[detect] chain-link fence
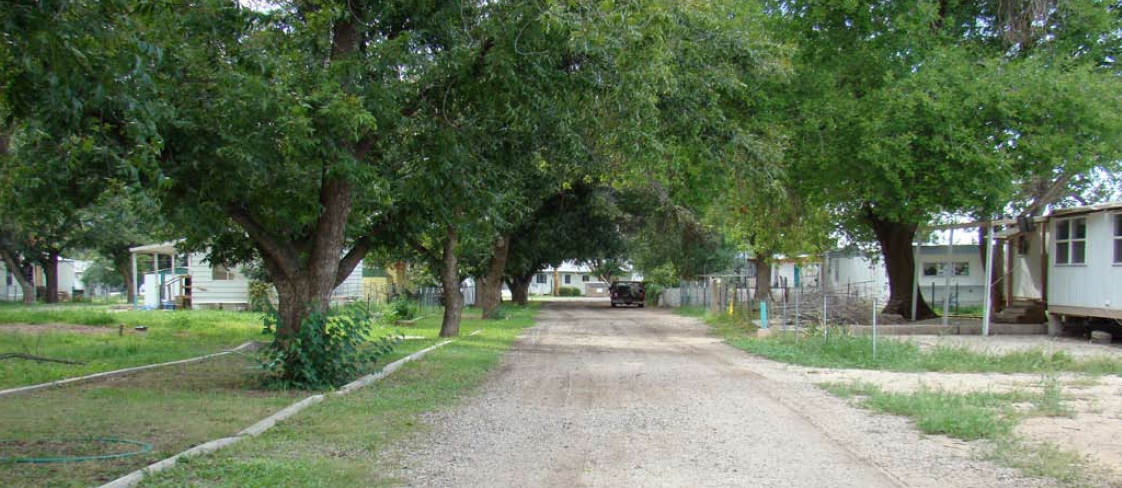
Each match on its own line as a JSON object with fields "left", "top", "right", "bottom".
{"left": 665, "top": 279, "right": 890, "bottom": 331}
{"left": 347, "top": 283, "right": 470, "bottom": 316}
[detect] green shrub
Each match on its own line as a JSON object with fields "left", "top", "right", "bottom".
{"left": 645, "top": 283, "right": 665, "bottom": 306}
{"left": 384, "top": 298, "right": 419, "bottom": 322}
{"left": 260, "top": 306, "right": 400, "bottom": 389}
{"left": 247, "top": 281, "right": 273, "bottom": 313}
{"left": 558, "top": 286, "right": 582, "bottom": 297}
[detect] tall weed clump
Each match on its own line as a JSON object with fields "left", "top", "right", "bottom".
{"left": 261, "top": 305, "right": 400, "bottom": 389}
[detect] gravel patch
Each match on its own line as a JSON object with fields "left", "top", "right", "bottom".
{"left": 385, "top": 303, "right": 1062, "bottom": 488}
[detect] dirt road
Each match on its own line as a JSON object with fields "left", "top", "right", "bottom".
{"left": 392, "top": 302, "right": 1058, "bottom": 488}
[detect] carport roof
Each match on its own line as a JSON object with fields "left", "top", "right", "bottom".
{"left": 128, "top": 240, "right": 183, "bottom": 255}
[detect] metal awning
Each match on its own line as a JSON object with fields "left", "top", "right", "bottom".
{"left": 922, "top": 215, "right": 1046, "bottom": 231}
{"left": 128, "top": 240, "right": 183, "bottom": 255}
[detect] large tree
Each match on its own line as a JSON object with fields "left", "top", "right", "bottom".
{"left": 138, "top": 1, "right": 494, "bottom": 349}
{"left": 0, "top": 0, "right": 160, "bottom": 302}
{"left": 769, "top": 0, "right": 1122, "bottom": 319}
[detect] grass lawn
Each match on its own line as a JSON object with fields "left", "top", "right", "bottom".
{"left": 0, "top": 309, "right": 266, "bottom": 389}
{"left": 0, "top": 305, "right": 474, "bottom": 488}
{"left": 134, "top": 305, "right": 539, "bottom": 488}
{"left": 676, "top": 307, "right": 1122, "bottom": 375}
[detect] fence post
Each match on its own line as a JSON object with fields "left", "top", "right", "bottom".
{"left": 794, "top": 286, "right": 800, "bottom": 331}
{"left": 943, "top": 228, "right": 954, "bottom": 327}
{"left": 821, "top": 289, "right": 830, "bottom": 341}
{"left": 872, "top": 296, "right": 878, "bottom": 360}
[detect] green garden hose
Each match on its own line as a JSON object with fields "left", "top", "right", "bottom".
{"left": 0, "top": 438, "right": 152, "bottom": 463}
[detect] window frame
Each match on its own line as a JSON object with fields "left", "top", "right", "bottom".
{"left": 1054, "top": 217, "right": 1087, "bottom": 266}
{"left": 1113, "top": 213, "right": 1122, "bottom": 265}
{"left": 922, "top": 262, "right": 969, "bottom": 277}
{"left": 212, "top": 264, "right": 235, "bottom": 281}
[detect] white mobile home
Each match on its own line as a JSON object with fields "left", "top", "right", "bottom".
{"left": 129, "top": 241, "right": 364, "bottom": 310}
{"left": 771, "top": 258, "right": 821, "bottom": 290}
{"left": 825, "top": 249, "right": 889, "bottom": 302}
{"left": 826, "top": 245, "right": 986, "bottom": 307}
{"left": 986, "top": 201, "right": 1122, "bottom": 326}
{"left": 0, "top": 258, "right": 85, "bottom": 301}
{"left": 1043, "top": 203, "right": 1122, "bottom": 321}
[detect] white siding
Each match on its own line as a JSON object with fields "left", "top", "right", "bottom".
{"left": 916, "top": 247, "right": 985, "bottom": 288}
{"left": 333, "top": 264, "right": 364, "bottom": 301}
{"left": 187, "top": 252, "right": 366, "bottom": 309}
{"left": 826, "top": 252, "right": 889, "bottom": 302}
{"left": 0, "top": 262, "right": 23, "bottom": 301}
{"left": 187, "top": 252, "right": 250, "bottom": 307}
{"left": 1048, "top": 211, "right": 1122, "bottom": 314}
{"left": 772, "top": 262, "right": 821, "bottom": 289}
{"left": 1011, "top": 231, "right": 1044, "bottom": 300}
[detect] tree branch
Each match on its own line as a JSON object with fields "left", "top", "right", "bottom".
{"left": 223, "top": 204, "right": 299, "bottom": 279}
{"left": 1020, "top": 172, "right": 1077, "bottom": 218}
{"left": 335, "top": 235, "right": 372, "bottom": 288}
{"left": 405, "top": 236, "right": 440, "bottom": 266}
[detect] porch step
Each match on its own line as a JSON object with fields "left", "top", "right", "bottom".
{"left": 993, "top": 300, "right": 1046, "bottom": 324}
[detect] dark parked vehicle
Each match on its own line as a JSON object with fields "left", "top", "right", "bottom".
{"left": 610, "top": 281, "right": 646, "bottom": 308}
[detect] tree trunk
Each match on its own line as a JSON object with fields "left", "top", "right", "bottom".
{"left": 112, "top": 253, "right": 135, "bottom": 304}
{"left": 867, "top": 214, "right": 937, "bottom": 320}
{"left": 227, "top": 176, "right": 366, "bottom": 380}
{"left": 755, "top": 257, "right": 772, "bottom": 302}
{"left": 508, "top": 273, "right": 533, "bottom": 306}
{"left": 477, "top": 235, "right": 510, "bottom": 319}
{"left": 978, "top": 225, "right": 1006, "bottom": 315}
{"left": 120, "top": 267, "right": 135, "bottom": 304}
{"left": 43, "top": 250, "right": 59, "bottom": 303}
{"left": 439, "top": 225, "right": 463, "bottom": 337}
{"left": 0, "top": 250, "right": 35, "bottom": 304}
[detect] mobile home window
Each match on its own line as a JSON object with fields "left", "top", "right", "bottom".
{"left": 536, "top": 273, "right": 548, "bottom": 284}
{"left": 564, "top": 274, "right": 571, "bottom": 285}
{"left": 582, "top": 275, "right": 590, "bottom": 282}
{"left": 923, "top": 262, "right": 969, "bottom": 277}
{"left": 1114, "top": 213, "right": 1122, "bottom": 264}
{"left": 1055, "top": 218, "right": 1086, "bottom": 265}
{"left": 212, "top": 264, "right": 235, "bottom": 281}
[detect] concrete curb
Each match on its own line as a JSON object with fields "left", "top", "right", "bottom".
{"left": 0, "top": 341, "right": 260, "bottom": 399}
{"left": 96, "top": 329, "right": 481, "bottom": 488}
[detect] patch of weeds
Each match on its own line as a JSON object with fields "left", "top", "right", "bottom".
{"left": 1030, "top": 376, "right": 1075, "bottom": 418}
{"left": 861, "top": 386, "right": 1029, "bottom": 440}
{"left": 819, "top": 380, "right": 1103, "bottom": 487}
{"left": 818, "top": 380, "right": 880, "bottom": 399}
{"left": 989, "top": 440, "right": 1107, "bottom": 488}
{"left": 675, "top": 306, "right": 708, "bottom": 318}
{"left": 712, "top": 326, "right": 1122, "bottom": 376}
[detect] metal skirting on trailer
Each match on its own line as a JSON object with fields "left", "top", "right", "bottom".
{"left": 847, "top": 323, "right": 1047, "bottom": 336}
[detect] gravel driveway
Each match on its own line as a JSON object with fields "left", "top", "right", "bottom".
{"left": 390, "top": 302, "right": 1059, "bottom": 488}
